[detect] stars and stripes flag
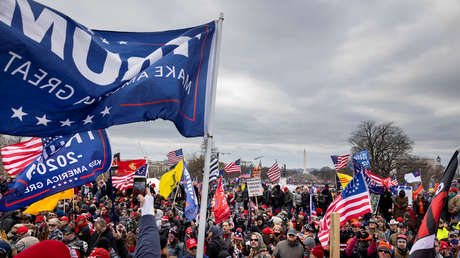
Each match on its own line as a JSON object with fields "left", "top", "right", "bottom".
{"left": 409, "top": 150, "right": 458, "bottom": 258}
{"left": 1, "top": 138, "right": 42, "bottom": 176}
{"left": 267, "top": 162, "right": 281, "bottom": 183}
{"left": 209, "top": 154, "right": 220, "bottom": 183}
{"left": 224, "top": 159, "right": 241, "bottom": 173}
{"left": 167, "top": 149, "right": 183, "bottom": 165}
{"left": 239, "top": 171, "right": 251, "bottom": 179}
{"left": 318, "top": 163, "right": 372, "bottom": 247}
{"left": 309, "top": 194, "right": 317, "bottom": 223}
{"left": 330, "top": 154, "right": 350, "bottom": 170}
{"left": 112, "top": 172, "right": 135, "bottom": 193}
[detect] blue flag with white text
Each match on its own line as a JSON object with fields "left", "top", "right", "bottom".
{"left": 0, "top": 0, "right": 218, "bottom": 137}
{"left": 0, "top": 130, "right": 111, "bottom": 211}
{"left": 182, "top": 163, "right": 199, "bottom": 222}
{"left": 353, "top": 150, "right": 371, "bottom": 169}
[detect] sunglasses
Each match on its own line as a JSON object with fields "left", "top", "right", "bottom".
{"left": 378, "top": 250, "right": 390, "bottom": 254}
{"left": 48, "top": 224, "right": 57, "bottom": 227}
{"left": 250, "top": 238, "right": 258, "bottom": 242}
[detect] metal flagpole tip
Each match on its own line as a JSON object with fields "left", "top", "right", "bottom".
{"left": 219, "top": 12, "right": 224, "bottom": 20}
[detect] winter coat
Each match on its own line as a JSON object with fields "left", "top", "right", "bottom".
{"left": 133, "top": 215, "right": 161, "bottom": 258}
{"left": 393, "top": 196, "right": 408, "bottom": 219}
{"left": 293, "top": 192, "right": 302, "bottom": 207}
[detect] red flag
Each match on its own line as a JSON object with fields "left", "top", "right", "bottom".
{"left": 116, "top": 159, "right": 146, "bottom": 175}
{"left": 409, "top": 151, "right": 458, "bottom": 257}
{"left": 413, "top": 183, "right": 423, "bottom": 201}
{"left": 212, "top": 178, "right": 230, "bottom": 224}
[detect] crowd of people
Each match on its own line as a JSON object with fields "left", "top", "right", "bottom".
{"left": 0, "top": 176, "right": 459, "bottom": 258}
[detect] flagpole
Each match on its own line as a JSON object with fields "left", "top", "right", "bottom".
{"left": 197, "top": 12, "right": 224, "bottom": 258}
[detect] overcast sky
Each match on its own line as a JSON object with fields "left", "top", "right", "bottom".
{"left": 36, "top": 0, "right": 460, "bottom": 169}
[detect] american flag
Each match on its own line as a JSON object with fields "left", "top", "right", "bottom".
{"left": 239, "top": 170, "right": 251, "bottom": 179}
{"left": 1, "top": 138, "right": 42, "bottom": 176}
{"left": 209, "top": 154, "right": 220, "bottom": 182}
{"left": 318, "top": 165, "right": 372, "bottom": 247}
{"left": 112, "top": 172, "right": 135, "bottom": 193}
{"left": 224, "top": 159, "right": 241, "bottom": 173}
{"left": 267, "top": 162, "right": 281, "bottom": 183}
{"left": 331, "top": 154, "right": 350, "bottom": 170}
{"left": 167, "top": 149, "right": 183, "bottom": 165}
{"left": 309, "top": 194, "right": 317, "bottom": 223}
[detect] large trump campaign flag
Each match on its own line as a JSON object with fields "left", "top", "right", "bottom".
{"left": 0, "top": 0, "right": 219, "bottom": 137}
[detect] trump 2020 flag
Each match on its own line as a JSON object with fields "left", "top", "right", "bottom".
{"left": 409, "top": 151, "right": 458, "bottom": 257}
{"left": 353, "top": 150, "right": 371, "bottom": 169}
{"left": 212, "top": 177, "right": 230, "bottom": 224}
{"left": 0, "top": 130, "right": 111, "bottom": 211}
{"left": 0, "top": 0, "right": 219, "bottom": 138}
{"left": 404, "top": 170, "right": 422, "bottom": 183}
{"left": 182, "top": 163, "right": 199, "bottom": 222}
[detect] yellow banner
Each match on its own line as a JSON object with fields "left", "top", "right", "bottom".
{"left": 159, "top": 159, "right": 184, "bottom": 199}
{"left": 24, "top": 188, "right": 74, "bottom": 215}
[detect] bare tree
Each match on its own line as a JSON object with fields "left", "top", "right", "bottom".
{"left": 349, "top": 120, "right": 413, "bottom": 177}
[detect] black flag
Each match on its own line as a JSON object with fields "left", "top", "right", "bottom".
{"left": 409, "top": 150, "right": 459, "bottom": 257}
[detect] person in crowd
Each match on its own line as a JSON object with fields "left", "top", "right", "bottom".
{"left": 413, "top": 191, "right": 429, "bottom": 226}
{"left": 345, "top": 227, "right": 377, "bottom": 258}
{"left": 47, "top": 218, "right": 63, "bottom": 241}
{"left": 248, "top": 232, "right": 270, "bottom": 258}
{"left": 376, "top": 241, "right": 393, "bottom": 258}
{"left": 75, "top": 214, "right": 92, "bottom": 245}
{"left": 205, "top": 225, "right": 231, "bottom": 258}
{"left": 448, "top": 187, "right": 460, "bottom": 222}
{"left": 62, "top": 225, "right": 89, "bottom": 257}
{"left": 393, "top": 191, "right": 408, "bottom": 219}
{"left": 393, "top": 234, "right": 409, "bottom": 258}
{"left": 309, "top": 245, "right": 324, "bottom": 258}
{"left": 273, "top": 228, "right": 304, "bottom": 258}
{"left": 270, "top": 185, "right": 285, "bottom": 214}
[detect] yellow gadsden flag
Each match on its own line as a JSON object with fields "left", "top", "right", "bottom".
{"left": 159, "top": 159, "right": 184, "bottom": 199}
{"left": 337, "top": 172, "right": 353, "bottom": 189}
{"left": 23, "top": 188, "right": 74, "bottom": 215}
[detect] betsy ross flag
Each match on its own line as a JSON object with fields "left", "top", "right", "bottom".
{"left": 318, "top": 162, "right": 372, "bottom": 247}
{"left": 331, "top": 154, "right": 350, "bottom": 170}
{"left": 112, "top": 172, "right": 135, "bottom": 193}
{"left": 1, "top": 137, "right": 42, "bottom": 176}
{"left": 224, "top": 159, "right": 241, "bottom": 173}
{"left": 167, "top": 149, "right": 184, "bottom": 165}
{"left": 267, "top": 162, "right": 281, "bottom": 183}
{"left": 409, "top": 151, "right": 459, "bottom": 258}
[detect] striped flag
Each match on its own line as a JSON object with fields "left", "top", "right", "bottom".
{"left": 267, "top": 162, "right": 281, "bottom": 183}
{"left": 224, "top": 159, "right": 241, "bottom": 173}
{"left": 331, "top": 154, "right": 350, "bottom": 170}
{"left": 112, "top": 172, "right": 135, "bottom": 193}
{"left": 409, "top": 151, "right": 458, "bottom": 257}
{"left": 1, "top": 137, "right": 42, "bottom": 176}
{"left": 239, "top": 170, "right": 251, "bottom": 179}
{"left": 318, "top": 163, "right": 372, "bottom": 247}
{"left": 309, "top": 194, "right": 317, "bottom": 223}
{"left": 209, "top": 154, "right": 220, "bottom": 183}
{"left": 167, "top": 149, "right": 183, "bottom": 165}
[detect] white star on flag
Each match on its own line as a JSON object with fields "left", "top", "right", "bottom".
{"left": 36, "top": 114, "right": 51, "bottom": 126}
{"left": 100, "top": 106, "right": 112, "bottom": 117}
{"left": 82, "top": 115, "right": 94, "bottom": 125}
{"left": 119, "top": 41, "right": 127, "bottom": 45}
{"left": 60, "top": 118, "right": 74, "bottom": 127}
{"left": 101, "top": 38, "right": 109, "bottom": 44}
{"left": 11, "top": 106, "right": 28, "bottom": 121}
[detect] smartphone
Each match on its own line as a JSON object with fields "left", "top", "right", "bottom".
{"left": 133, "top": 177, "right": 146, "bottom": 197}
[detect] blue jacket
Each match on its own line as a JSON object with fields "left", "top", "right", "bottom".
{"left": 134, "top": 215, "right": 161, "bottom": 258}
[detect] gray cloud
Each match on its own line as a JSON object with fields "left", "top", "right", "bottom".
{"left": 37, "top": 0, "right": 460, "bottom": 169}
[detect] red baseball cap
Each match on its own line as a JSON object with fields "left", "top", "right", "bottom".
{"left": 397, "top": 217, "right": 404, "bottom": 222}
{"left": 185, "top": 227, "right": 193, "bottom": 234}
{"left": 186, "top": 238, "right": 197, "bottom": 249}
{"left": 74, "top": 215, "right": 86, "bottom": 223}
{"left": 17, "top": 226, "right": 28, "bottom": 235}
{"left": 262, "top": 227, "right": 275, "bottom": 234}
{"left": 59, "top": 216, "right": 69, "bottom": 222}
{"left": 88, "top": 248, "right": 110, "bottom": 258}
{"left": 440, "top": 241, "right": 449, "bottom": 250}
{"left": 161, "top": 216, "right": 169, "bottom": 221}
{"left": 35, "top": 215, "right": 45, "bottom": 223}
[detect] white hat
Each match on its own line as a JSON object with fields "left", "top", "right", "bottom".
{"left": 389, "top": 219, "right": 398, "bottom": 225}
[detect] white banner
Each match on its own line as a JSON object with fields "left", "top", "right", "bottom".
{"left": 247, "top": 178, "right": 263, "bottom": 197}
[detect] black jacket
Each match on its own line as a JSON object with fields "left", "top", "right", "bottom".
{"left": 133, "top": 215, "right": 161, "bottom": 258}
